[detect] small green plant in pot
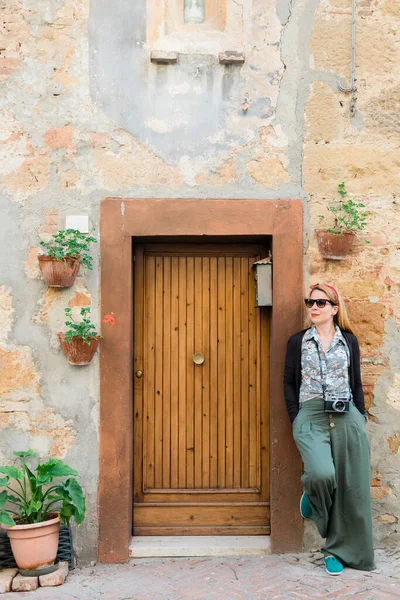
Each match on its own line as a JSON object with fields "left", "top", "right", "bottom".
{"left": 38, "top": 229, "right": 97, "bottom": 288}
{"left": 0, "top": 450, "right": 85, "bottom": 574}
{"left": 316, "top": 182, "right": 369, "bottom": 260}
{"left": 58, "top": 307, "right": 101, "bottom": 365}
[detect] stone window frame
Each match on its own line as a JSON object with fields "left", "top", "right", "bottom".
{"left": 147, "top": 0, "right": 242, "bottom": 53}
{"left": 178, "top": 0, "right": 226, "bottom": 32}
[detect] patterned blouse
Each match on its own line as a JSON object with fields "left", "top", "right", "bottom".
{"left": 299, "top": 325, "right": 351, "bottom": 403}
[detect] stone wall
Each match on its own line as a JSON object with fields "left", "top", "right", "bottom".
{"left": 303, "top": 0, "right": 400, "bottom": 548}
{"left": 0, "top": 0, "right": 399, "bottom": 562}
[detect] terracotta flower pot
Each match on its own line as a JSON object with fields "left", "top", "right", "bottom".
{"left": 1, "top": 513, "right": 60, "bottom": 572}
{"left": 58, "top": 333, "right": 100, "bottom": 365}
{"left": 38, "top": 255, "right": 80, "bottom": 288}
{"left": 315, "top": 229, "right": 356, "bottom": 260}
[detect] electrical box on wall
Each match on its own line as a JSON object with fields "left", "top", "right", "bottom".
{"left": 252, "top": 257, "right": 272, "bottom": 307}
{"left": 65, "top": 215, "right": 90, "bottom": 233}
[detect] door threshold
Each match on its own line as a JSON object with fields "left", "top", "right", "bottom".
{"left": 129, "top": 536, "right": 271, "bottom": 558}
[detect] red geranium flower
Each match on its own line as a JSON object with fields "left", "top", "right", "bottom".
{"left": 102, "top": 314, "right": 116, "bottom": 326}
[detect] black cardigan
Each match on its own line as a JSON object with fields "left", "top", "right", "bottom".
{"left": 283, "top": 328, "right": 365, "bottom": 423}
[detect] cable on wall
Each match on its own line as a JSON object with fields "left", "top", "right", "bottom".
{"left": 338, "top": 0, "right": 357, "bottom": 116}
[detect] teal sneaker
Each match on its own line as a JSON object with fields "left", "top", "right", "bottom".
{"left": 300, "top": 492, "right": 312, "bottom": 519}
{"left": 324, "top": 556, "right": 344, "bottom": 576}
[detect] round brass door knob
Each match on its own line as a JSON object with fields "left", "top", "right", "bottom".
{"left": 136, "top": 370, "right": 143, "bottom": 378}
{"left": 193, "top": 352, "right": 205, "bottom": 365}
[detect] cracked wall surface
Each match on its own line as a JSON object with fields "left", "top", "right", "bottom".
{"left": 0, "top": 0, "right": 399, "bottom": 562}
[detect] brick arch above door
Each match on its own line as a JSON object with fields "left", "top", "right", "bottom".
{"left": 99, "top": 198, "right": 303, "bottom": 563}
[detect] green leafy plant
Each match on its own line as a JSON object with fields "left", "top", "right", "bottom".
{"left": 0, "top": 450, "right": 86, "bottom": 527}
{"left": 64, "top": 307, "right": 100, "bottom": 345}
{"left": 40, "top": 229, "right": 97, "bottom": 270}
{"left": 319, "top": 182, "right": 369, "bottom": 237}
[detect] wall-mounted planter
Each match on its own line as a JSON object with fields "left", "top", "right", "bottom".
{"left": 315, "top": 229, "right": 355, "bottom": 260}
{"left": 57, "top": 333, "right": 100, "bottom": 365}
{"left": 38, "top": 255, "right": 80, "bottom": 288}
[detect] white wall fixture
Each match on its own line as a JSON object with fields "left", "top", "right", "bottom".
{"left": 65, "top": 215, "right": 90, "bottom": 233}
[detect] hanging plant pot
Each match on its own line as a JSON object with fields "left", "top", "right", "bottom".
{"left": 1, "top": 513, "right": 60, "bottom": 575}
{"left": 38, "top": 255, "right": 80, "bottom": 288}
{"left": 315, "top": 229, "right": 356, "bottom": 260}
{"left": 57, "top": 333, "right": 100, "bottom": 365}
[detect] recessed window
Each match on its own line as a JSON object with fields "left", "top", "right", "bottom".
{"left": 147, "top": 0, "right": 242, "bottom": 54}
{"left": 184, "top": 0, "right": 205, "bottom": 24}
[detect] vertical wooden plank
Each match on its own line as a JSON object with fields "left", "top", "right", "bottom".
{"left": 225, "top": 257, "right": 234, "bottom": 488}
{"left": 202, "top": 257, "right": 210, "bottom": 489}
{"left": 209, "top": 257, "right": 218, "bottom": 488}
{"left": 144, "top": 254, "right": 155, "bottom": 490}
{"left": 178, "top": 256, "right": 187, "bottom": 488}
{"left": 170, "top": 256, "right": 179, "bottom": 488}
{"left": 233, "top": 257, "right": 242, "bottom": 489}
{"left": 260, "top": 307, "right": 271, "bottom": 500}
{"left": 256, "top": 283, "right": 263, "bottom": 492}
{"left": 154, "top": 257, "right": 164, "bottom": 488}
{"left": 240, "top": 257, "right": 249, "bottom": 489}
{"left": 194, "top": 257, "right": 203, "bottom": 488}
{"left": 162, "top": 256, "right": 171, "bottom": 488}
{"left": 217, "top": 257, "right": 226, "bottom": 489}
{"left": 248, "top": 256, "right": 258, "bottom": 488}
{"left": 255, "top": 258, "right": 262, "bottom": 493}
{"left": 186, "top": 256, "right": 195, "bottom": 489}
{"left": 133, "top": 245, "right": 144, "bottom": 502}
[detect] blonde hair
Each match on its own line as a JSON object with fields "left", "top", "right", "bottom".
{"left": 305, "top": 283, "right": 355, "bottom": 334}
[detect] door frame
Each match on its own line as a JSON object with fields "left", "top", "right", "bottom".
{"left": 99, "top": 198, "right": 304, "bottom": 563}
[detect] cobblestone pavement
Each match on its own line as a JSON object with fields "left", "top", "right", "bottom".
{"left": 3, "top": 548, "right": 400, "bottom": 600}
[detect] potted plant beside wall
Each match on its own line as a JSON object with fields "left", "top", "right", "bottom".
{"left": 316, "top": 182, "right": 369, "bottom": 260}
{"left": 38, "top": 229, "right": 97, "bottom": 288}
{"left": 0, "top": 450, "right": 85, "bottom": 576}
{"left": 58, "top": 307, "right": 101, "bottom": 365}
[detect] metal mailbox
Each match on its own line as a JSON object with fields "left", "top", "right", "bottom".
{"left": 252, "top": 257, "right": 272, "bottom": 307}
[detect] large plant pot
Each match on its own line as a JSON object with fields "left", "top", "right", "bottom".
{"left": 58, "top": 333, "right": 100, "bottom": 365}
{"left": 315, "top": 229, "right": 356, "bottom": 260}
{"left": 1, "top": 513, "right": 60, "bottom": 573}
{"left": 38, "top": 255, "right": 80, "bottom": 288}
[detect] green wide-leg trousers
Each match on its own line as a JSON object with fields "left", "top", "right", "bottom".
{"left": 292, "top": 397, "right": 376, "bottom": 571}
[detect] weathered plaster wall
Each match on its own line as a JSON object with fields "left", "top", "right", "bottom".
{"left": 0, "top": 0, "right": 399, "bottom": 562}
{"left": 0, "top": 195, "right": 100, "bottom": 563}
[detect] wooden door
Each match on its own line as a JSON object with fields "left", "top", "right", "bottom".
{"left": 133, "top": 243, "right": 270, "bottom": 535}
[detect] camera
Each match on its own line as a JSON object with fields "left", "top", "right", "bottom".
{"left": 324, "top": 395, "right": 350, "bottom": 413}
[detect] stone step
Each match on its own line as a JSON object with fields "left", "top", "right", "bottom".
{"left": 129, "top": 536, "right": 271, "bottom": 558}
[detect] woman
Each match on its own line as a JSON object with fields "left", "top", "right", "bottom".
{"left": 284, "top": 283, "right": 375, "bottom": 575}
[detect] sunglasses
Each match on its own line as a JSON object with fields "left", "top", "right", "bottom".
{"left": 304, "top": 298, "right": 337, "bottom": 309}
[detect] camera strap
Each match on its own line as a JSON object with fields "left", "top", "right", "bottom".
{"left": 315, "top": 344, "right": 327, "bottom": 400}
{"left": 315, "top": 337, "right": 352, "bottom": 401}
